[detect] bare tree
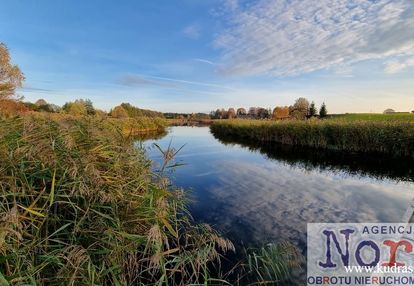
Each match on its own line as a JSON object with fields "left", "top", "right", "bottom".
{"left": 227, "top": 108, "right": 236, "bottom": 119}
{"left": 248, "top": 107, "right": 258, "bottom": 118}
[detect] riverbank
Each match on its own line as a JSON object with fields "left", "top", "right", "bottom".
{"left": 167, "top": 118, "right": 214, "bottom": 126}
{"left": 0, "top": 114, "right": 233, "bottom": 285}
{"left": 108, "top": 116, "right": 167, "bottom": 135}
{"left": 210, "top": 119, "right": 414, "bottom": 158}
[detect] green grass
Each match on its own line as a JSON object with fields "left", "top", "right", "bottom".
{"left": 0, "top": 114, "right": 233, "bottom": 285}
{"left": 244, "top": 242, "right": 303, "bottom": 285}
{"left": 211, "top": 118, "right": 414, "bottom": 158}
{"left": 329, "top": 113, "right": 414, "bottom": 122}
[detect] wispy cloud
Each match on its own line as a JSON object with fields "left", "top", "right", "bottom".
{"left": 384, "top": 56, "right": 414, "bottom": 74}
{"left": 117, "top": 75, "right": 177, "bottom": 87}
{"left": 182, "top": 24, "right": 201, "bottom": 39}
{"left": 215, "top": 0, "right": 414, "bottom": 77}
{"left": 20, "top": 86, "right": 55, "bottom": 93}
{"left": 118, "top": 74, "right": 237, "bottom": 91}
{"left": 193, "top": 58, "right": 216, "bottom": 65}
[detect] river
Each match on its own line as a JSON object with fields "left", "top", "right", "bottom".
{"left": 140, "top": 126, "right": 414, "bottom": 284}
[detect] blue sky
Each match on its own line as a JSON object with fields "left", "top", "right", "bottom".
{"left": 1, "top": 0, "right": 413, "bottom": 113}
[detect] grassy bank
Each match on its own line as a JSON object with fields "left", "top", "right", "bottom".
{"left": 0, "top": 114, "right": 233, "bottom": 285}
{"left": 108, "top": 116, "right": 167, "bottom": 135}
{"left": 167, "top": 118, "right": 215, "bottom": 126}
{"left": 329, "top": 113, "right": 414, "bottom": 122}
{"left": 210, "top": 119, "right": 414, "bottom": 158}
{"left": 21, "top": 112, "right": 168, "bottom": 136}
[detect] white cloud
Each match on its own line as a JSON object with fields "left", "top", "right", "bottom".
{"left": 215, "top": 0, "right": 414, "bottom": 77}
{"left": 384, "top": 56, "right": 414, "bottom": 74}
{"left": 182, "top": 24, "right": 201, "bottom": 39}
{"left": 193, "top": 58, "right": 216, "bottom": 65}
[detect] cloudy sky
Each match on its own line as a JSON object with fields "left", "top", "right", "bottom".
{"left": 1, "top": 0, "right": 413, "bottom": 113}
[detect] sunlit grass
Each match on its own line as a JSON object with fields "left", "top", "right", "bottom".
{"left": 0, "top": 114, "right": 233, "bottom": 285}
{"left": 329, "top": 113, "right": 414, "bottom": 122}
{"left": 211, "top": 118, "right": 414, "bottom": 157}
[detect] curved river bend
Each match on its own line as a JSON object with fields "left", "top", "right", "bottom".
{"left": 140, "top": 126, "right": 414, "bottom": 281}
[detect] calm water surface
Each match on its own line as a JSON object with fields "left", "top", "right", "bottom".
{"left": 142, "top": 126, "right": 414, "bottom": 253}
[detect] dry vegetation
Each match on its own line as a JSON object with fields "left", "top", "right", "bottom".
{"left": 211, "top": 118, "right": 414, "bottom": 158}
{"left": 0, "top": 41, "right": 306, "bottom": 285}
{"left": 0, "top": 114, "right": 235, "bottom": 285}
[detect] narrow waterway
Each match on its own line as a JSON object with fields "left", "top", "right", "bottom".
{"left": 141, "top": 126, "right": 414, "bottom": 284}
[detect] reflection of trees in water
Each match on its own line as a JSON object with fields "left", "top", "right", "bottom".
{"left": 213, "top": 133, "right": 414, "bottom": 182}
{"left": 133, "top": 129, "right": 168, "bottom": 141}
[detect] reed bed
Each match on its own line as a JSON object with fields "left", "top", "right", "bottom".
{"left": 245, "top": 241, "right": 303, "bottom": 285}
{"left": 210, "top": 119, "right": 414, "bottom": 158}
{"left": 0, "top": 114, "right": 233, "bottom": 285}
{"left": 18, "top": 112, "right": 168, "bottom": 136}
{"left": 107, "top": 116, "right": 167, "bottom": 135}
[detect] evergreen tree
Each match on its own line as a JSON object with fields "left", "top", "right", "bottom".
{"left": 309, "top": 101, "right": 317, "bottom": 117}
{"left": 319, "top": 102, "right": 328, "bottom": 118}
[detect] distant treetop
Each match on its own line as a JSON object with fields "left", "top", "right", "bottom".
{"left": 120, "top": 103, "right": 164, "bottom": 118}
{"left": 35, "top": 99, "right": 48, "bottom": 106}
{"left": 383, "top": 108, "right": 395, "bottom": 114}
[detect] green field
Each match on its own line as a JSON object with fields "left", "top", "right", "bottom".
{"left": 329, "top": 113, "right": 414, "bottom": 122}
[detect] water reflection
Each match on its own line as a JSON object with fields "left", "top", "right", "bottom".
{"left": 143, "top": 126, "right": 414, "bottom": 250}
{"left": 132, "top": 129, "right": 168, "bottom": 141}
{"left": 213, "top": 133, "right": 414, "bottom": 182}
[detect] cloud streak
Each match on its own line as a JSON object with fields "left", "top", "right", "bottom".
{"left": 20, "top": 86, "right": 56, "bottom": 94}
{"left": 384, "top": 56, "right": 414, "bottom": 74}
{"left": 117, "top": 75, "right": 177, "bottom": 87}
{"left": 215, "top": 0, "right": 414, "bottom": 77}
{"left": 117, "top": 74, "right": 237, "bottom": 91}
{"left": 193, "top": 58, "right": 216, "bottom": 65}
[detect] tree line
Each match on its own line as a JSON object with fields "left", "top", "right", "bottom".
{"left": 0, "top": 96, "right": 166, "bottom": 119}
{"left": 211, "top": 98, "right": 327, "bottom": 120}
{"left": 2, "top": 42, "right": 327, "bottom": 121}
{"left": 0, "top": 43, "right": 166, "bottom": 119}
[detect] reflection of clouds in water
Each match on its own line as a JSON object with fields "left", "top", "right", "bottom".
{"left": 194, "top": 171, "right": 218, "bottom": 177}
{"left": 206, "top": 160, "right": 414, "bottom": 246}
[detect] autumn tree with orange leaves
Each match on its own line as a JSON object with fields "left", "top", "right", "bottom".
{"left": 0, "top": 43, "right": 24, "bottom": 100}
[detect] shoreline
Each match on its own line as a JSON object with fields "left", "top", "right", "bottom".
{"left": 210, "top": 119, "right": 414, "bottom": 158}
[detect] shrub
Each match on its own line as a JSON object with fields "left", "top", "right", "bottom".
{"left": 120, "top": 103, "right": 164, "bottom": 118}
{"left": 0, "top": 99, "right": 29, "bottom": 116}
{"left": 62, "top": 101, "right": 88, "bottom": 115}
